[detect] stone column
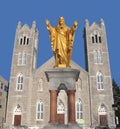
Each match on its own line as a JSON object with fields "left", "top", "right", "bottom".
{"left": 67, "top": 90, "right": 76, "bottom": 124}
{"left": 49, "top": 90, "right": 57, "bottom": 124}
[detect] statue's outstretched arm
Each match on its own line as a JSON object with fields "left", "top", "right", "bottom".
{"left": 45, "top": 20, "right": 52, "bottom": 31}
{"left": 71, "top": 20, "right": 78, "bottom": 32}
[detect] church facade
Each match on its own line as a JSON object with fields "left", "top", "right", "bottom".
{"left": 0, "top": 76, "right": 8, "bottom": 129}
{"left": 6, "top": 19, "right": 115, "bottom": 128}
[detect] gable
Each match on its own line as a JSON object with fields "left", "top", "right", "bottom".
{"left": 34, "top": 57, "right": 88, "bottom": 79}
{"left": 18, "top": 24, "right": 31, "bottom": 34}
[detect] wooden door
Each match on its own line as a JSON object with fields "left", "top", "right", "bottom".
{"left": 14, "top": 115, "right": 21, "bottom": 126}
{"left": 57, "top": 114, "right": 64, "bottom": 124}
{"left": 100, "top": 115, "right": 107, "bottom": 126}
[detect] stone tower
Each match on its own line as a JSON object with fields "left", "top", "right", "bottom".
{"left": 84, "top": 19, "right": 115, "bottom": 127}
{"left": 6, "top": 21, "right": 39, "bottom": 126}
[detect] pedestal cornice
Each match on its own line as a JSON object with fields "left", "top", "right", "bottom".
{"left": 45, "top": 68, "right": 80, "bottom": 90}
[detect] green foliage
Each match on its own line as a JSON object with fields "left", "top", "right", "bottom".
{"left": 112, "top": 79, "right": 120, "bottom": 126}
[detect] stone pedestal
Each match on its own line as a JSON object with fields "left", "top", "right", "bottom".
{"left": 45, "top": 68, "right": 80, "bottom": 128}
{"left": 45, "top": 68, "right": 80, "bottom": 90}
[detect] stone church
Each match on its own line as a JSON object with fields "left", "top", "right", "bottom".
{"left": 6, "top": 19, "right": 115, "bottom": 129}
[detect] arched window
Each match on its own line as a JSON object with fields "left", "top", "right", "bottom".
{"left": 99, "top": 36, "right": 102, "bottom": 43}
{"left": 18, "top": 52, "right": 26, "bottom": 65}
{"left": 19, "top": 36, "right": 29, "bottom": 45}
{"left": 94, "top": 50, "right": 102, "bottom": 64}
{"left": 98, "top": 50, "right": 102, "bottom": 64}
{"left": 16, "top": 73, "right": 23, "bottom": 91}
{"left": 33, "top": 54, "right": 36, "bottom": 69}
{"left": 96, "top": 72, "right": 104, "bottom": 90}
{"left": 92, "top": 36, "right": 95, "bottom": 43}
{"left": 18, "top": 52, "right": 22, "bottom": 65}
{"left": 76, "top": 99, "right": 83, "bottom": 120}
{"left": 91, "top": 31, "right": 102, "bottom": 44}
{"left": 22, "top": 52, "right": 26, "bottom": 65}
{"left": 36, "top": 100, "right": 43, "bottom": 120}
{"left": 94, "top": 50, "right": 98, "bottom": 64}
{"left": 20, "top": 38, "right": 23, "bottom": 45}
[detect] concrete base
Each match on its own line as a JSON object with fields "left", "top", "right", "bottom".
{"left": 43, "top": 124, "right": 82, "bottom": 129}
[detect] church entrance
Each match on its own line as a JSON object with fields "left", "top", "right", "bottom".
{"left": 13, "top": 104, "right": 22, "bottom": 126}
{"left": 14, "top": 115, "right": 21, "bottom": 126}
{"left": 98, "top": 104, "right": 107, "bottom": 126}
{"left": 99, "top": 115, "right": 107, "bottom": 126}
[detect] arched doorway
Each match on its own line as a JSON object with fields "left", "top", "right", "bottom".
{"left": 57, "top": 84, "right": 68, "bottom": 124}
{"left": 57, "top": 98, "right": 65, "bottom": 124}
{"left": 13, "top": 104, "right": 22, "bottom": 126}
{"left": 98, "top": 104, "right": 107, "bottom": 126}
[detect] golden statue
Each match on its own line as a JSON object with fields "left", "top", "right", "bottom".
{"left": 46, "top": 17, "right": 78, "bottom": 68}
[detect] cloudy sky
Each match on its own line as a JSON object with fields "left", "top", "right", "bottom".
{"left": 0, "top": 0, "right": 120, "bottom": 85}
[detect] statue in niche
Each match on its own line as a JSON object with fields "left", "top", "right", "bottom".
{"left": 76, "top": 78, "right": 81, "bottom": 90}
{"left": 38, "top": 78, "right": 43, "bottom": 91}
{"left": 46, "top": 17, "right": 78, "bottom": 68}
